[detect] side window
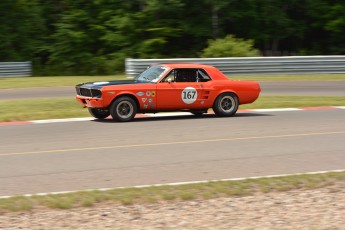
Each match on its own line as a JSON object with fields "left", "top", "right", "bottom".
{"left": 161, "top": 68, "right": 211, "bottom": 83}
{"left": 196, "top": 69, "right": 211, "bottom": 82}
{"left": 162, "top": 70, "right": 176, "bottom": 82}
{"left": 175, "top": 69, "right": 197, "bottom": 82}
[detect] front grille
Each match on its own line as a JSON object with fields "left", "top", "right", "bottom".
{"left": 76, "top": 87, "right": 81, "bottom": 95}
{"left": 90, "top": 89, "right": 102, "bottom": 98}
{"left": 76, "top": 87, "right": 102, "bottom": 98}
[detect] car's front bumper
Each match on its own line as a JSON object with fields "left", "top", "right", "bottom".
{"left": 76, "top": 96, "right": 106, "bottom": 108}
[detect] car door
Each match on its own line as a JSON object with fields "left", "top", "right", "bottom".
{"left": 156, "top": 68, "right": 207, "bottom": 110}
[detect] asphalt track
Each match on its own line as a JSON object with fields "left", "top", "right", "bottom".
{"left": 1, "top": 81, "right": 345, "bottom": 100}
{"left": 0, "top": 109, "right": 345, "bottom": 196}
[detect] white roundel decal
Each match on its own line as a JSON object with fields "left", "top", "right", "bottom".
{"left": 181, "top": 87, "right": 198, "bottom": 104}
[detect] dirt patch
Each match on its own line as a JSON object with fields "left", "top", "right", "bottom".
{"left": 1, "top": 182, "right": 344, "bottom": 229}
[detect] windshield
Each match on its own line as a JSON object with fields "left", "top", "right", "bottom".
{"left": 135, "top": 65, "right": 169, "bottom": 83}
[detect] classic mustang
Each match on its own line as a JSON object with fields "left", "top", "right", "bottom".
{"left": 75, "top": 63, "right": 260, "bottom": 121}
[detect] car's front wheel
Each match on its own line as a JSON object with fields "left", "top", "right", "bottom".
{"left": 110, "top": 96, "right": 137, "bottom": 122}
{"left": 213, "top": 93, "right": 238, "bottom": 117}
{"left": 88, "top": 108, "right": 110, "bottom": 119}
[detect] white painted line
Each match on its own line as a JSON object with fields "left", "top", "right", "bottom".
{"left": 1, "top": 169, "right": 344, "bottom": 199}
{"left": 31, "top": 117, "right": 94, "bottom": 124}
{"left": 2, "top": 106, "right": 344, "bottom": 126}
{"left": 250, "top": 108, "right": 302, "bottom": 112}
{"left": 29, "top": 112, "right": 197, "bottom": 124}
{"left": 145, "top": 112, "right": 194, "bottom": 117}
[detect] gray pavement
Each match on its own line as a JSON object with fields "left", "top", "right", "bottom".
{"left": 1, "top": 109, "right": 345, "bottom": 196}
{"left": 260, "top": 81, "right": 345, "bottom": 96}
{"left": 1, "top": 81, "right": 345, "bottom": 100}
{"left": 0, "top": 86, "right": 74, "bottom": 100}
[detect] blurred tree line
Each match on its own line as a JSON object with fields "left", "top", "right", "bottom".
{"left": 0, "top": 0, "right": 344, "bottom": 75}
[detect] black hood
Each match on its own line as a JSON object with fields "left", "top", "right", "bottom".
{"left": 76, "top": 79, "right": 148, "bottom": 89}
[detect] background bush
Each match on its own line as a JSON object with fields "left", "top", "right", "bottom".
{"left": 201, "top": 35, "right": 259, "bottom": 58}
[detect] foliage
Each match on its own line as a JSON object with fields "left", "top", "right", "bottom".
{"left": 201, "top": 35, "right": 259, "bottom": 57}
{"left": 0, "top": 0, "right": 46, "bottom": 61}
{"left": 1, "top": 0, "right": 345, "bottom": 75}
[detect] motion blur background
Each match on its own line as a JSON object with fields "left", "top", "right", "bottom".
{"left": 1, "top": 0, "right": 345, "bottom": 76}
{"left": 1, "top": 2, "right": 345, "bottom": 228}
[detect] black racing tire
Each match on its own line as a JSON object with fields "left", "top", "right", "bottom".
{"left": 88, "top": 108, "right": 110, "bottom": 119}
{"left": 110, "top": 96, "right": 137, "bottom": 122}
{"left": 213, "top": 93, "right": 238, "bottom": 117}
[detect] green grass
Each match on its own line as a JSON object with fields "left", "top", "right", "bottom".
{"left": 0, "top": 98, "right": 87, "bottom": 122}
{"left": 240, "top": 96, "right": 345, "bottom": 109}
{"left": 0, "top": 75, "right": 127, "bottom": 89}
{"left": 0, "top": 171, "right": 344, "bottom": 212}
{"left": 0, "top": 74, "right": 345, "bottom": 89}
{"left": 0, "top": 96, "right": 344, "bottom": 122}
{"left": 231, "top": 74, "right": 345, "bottom": 82}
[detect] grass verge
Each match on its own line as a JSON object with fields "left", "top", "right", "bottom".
{"left": 0, "top": 96, "right": 344, "bottom": 122}
{"left": 0, "top": 171, "right": 344, "bottom": 212}
{"left": 0, "top": 98, "right": 86, "bottom": 122}
{"left": 0, "top": 75, "right": 127, "bottom": 89}
{"left": 231, "top": 74, "right": 345, "bottom": 82}
{"left": 240, "top": 96, "right": 345, "bottom": 110}
{"left": 1, "top": 74, "right": 345, "bottom": 89}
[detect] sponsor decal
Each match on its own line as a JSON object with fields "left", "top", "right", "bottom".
{"left": 136, "top": 92, "right": 144, "bottom": 97}
{"left": 141, "top": 98, "right": 147, "bottom": 103}
{"left": 181, "top": 87, "right": 198, "bottom": 104}
{"left": 148, "top": 98, "right": 152, "bottom": 103}
{"left": 146, "top": 91, "right": 151, "bottom": 97}
{"left": 144, "top": 104, "right": 148, "bottom": 109}
{"left": 150, "top": 104, "right": 155, "bottom": 109}
{"left": 151, "top": 91, "right": 156, "bottom": 97}
{"left": 93, "top": 82, "right": 109, "bottom": 85}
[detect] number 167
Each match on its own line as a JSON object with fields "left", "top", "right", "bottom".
{"left": 183, "top": 91, "right": 196, "bottom": 99}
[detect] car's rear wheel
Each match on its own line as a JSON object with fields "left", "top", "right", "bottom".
{"left": 88, "top": 108, "right": 110, "bottom": 119}
{"left": 213, "top": 93, "right": 238, "bottom": 117}
{"left": 110, "top": 96, "right": 137, "bottom": 122}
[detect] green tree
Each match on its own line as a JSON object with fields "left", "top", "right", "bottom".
{"left": 219, "top": 0, "right": 307, "bottom": 55}
{"left": 0, "top": 0, "right": 45, "bottom": 61}
{"left": 2, "top": 0, "right": 345, "bottom": 75}
{"left": 323, "top": 2, "right": 345, "bottom": 53}
{"left": 301, "top": 0, "right": 345, "bottom": 54}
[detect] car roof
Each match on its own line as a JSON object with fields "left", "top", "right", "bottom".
{"left": 158, "top": 63, "right": 228, "bottom": 80}
{"left": 160, "top": 63, "right": 216, "bottom": 70}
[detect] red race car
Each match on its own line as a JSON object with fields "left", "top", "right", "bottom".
{"left": 76, "top": 63, "right": 260, "bottom": 121}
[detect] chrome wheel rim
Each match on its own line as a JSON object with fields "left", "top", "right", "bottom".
{"left": 116, "top": 101, "right": 133, "bottom": 119}
{"left": 219, "top": 96, "right": 236, "bottom": 113}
